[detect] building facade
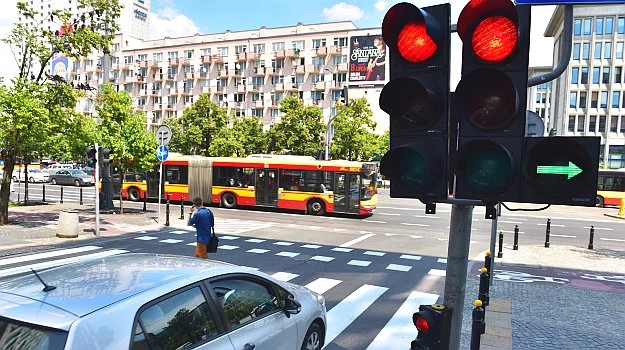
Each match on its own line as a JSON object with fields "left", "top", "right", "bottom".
{"left": 67, "top": 22, "right": 389, "bottom": 134}
{"left": 527, "top": 66, "right": 552, "bottom": 136}
{"left": 545, "top": 4, "right": 625, "bottom": 169}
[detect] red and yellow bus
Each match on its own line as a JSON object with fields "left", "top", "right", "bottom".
{"left": 130, "top": 154, "right": 379, "bottom": 216}
{"left": 596, "top": 168, "right": 625, "bottom": 207}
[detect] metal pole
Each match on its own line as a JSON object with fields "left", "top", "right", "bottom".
{"left": 42, "top": 184, "right": 46, "bottom": 202}
{"left": 157, "top": 161, "right": 163, "bottom": 222}
{"left": 142, "top": 189, "right": 147, "bottom": 211}
{"left": 79, "top": 187, "right": 83, "bottom": 205}
{"left": 470, "top": 300, "right": 485, "bottom": 350}
{"left": 488, "top": 209, "right": 498, "bottom": 286}
{"left": 497, "top": 231, "right": 504, "bottom": 258}
{"left": 588, "top": 225, "right": 595, "bottom": 250}
{"left": 94, "top": 142, "right": 100, "bottom": 237}
{"left": 513, "top": 225, "right": 519, "bottom": 250}
{"left": 60, "top": 186, "right": 63, "bottom": 204}
{"left": 545, "top": 218, "right": 551, "bottom": 248}
{"left": 165, "top": 193, "right": 170, "bottom": 227}
{"left": 444, "top": 203, "right": 474, "bottom": 350}
{"left": 180, "top": 195, "right": 185, "bottom": 220}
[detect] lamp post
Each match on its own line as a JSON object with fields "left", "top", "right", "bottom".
{"left": 324, "top": 68, "right": 334, "bottom": 160}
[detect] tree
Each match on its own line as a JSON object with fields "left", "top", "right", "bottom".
{"left": 210, "top": 116, "right": 267, "bottom": 157}
{"left": 331, "top": 97, "right": 378, "bottom": 161}
{"left": 266, "top": 97, "right": 325, "bottom": 155}
{"left": 165, "top": 93, "right": 229, "bottom": 156}
{"left": 96, "top": 84, "right": 157, "bottom": 213}
{"left": 0, "top": 0, "right": 121, "bottom": 224}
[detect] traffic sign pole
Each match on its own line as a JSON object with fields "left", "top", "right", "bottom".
{"left": 156, "top": 144, "right": 169, "bottom": 223}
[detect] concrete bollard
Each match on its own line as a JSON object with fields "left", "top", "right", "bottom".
{"left": 56, "top": 209, "right": 80, "bottom": 238}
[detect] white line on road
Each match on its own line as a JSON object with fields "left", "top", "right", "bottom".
{"left": 401, "top": 223, "right": 430, "bottom": 227}
{"left": 0, "top": 246, "right": 101, "bottom": 267}
{"left": 537, "top": 223, "right": 566, "bottom": 227}
{"left": 414, "top": 215, "right": 440, "bottom": 219}
{"left": 583, "top": 226, "right": 614, "bottom": 231}
{"left": 340, "top": 233, "right": 376, "bottom": 247}
{"left": 363, "top": 220, "right": 387, "bottom": 224}
{"left": 0, "top": 250, "right": 128, "bottom": 278}
{"left": 599, "top": 238, "right": 625, "bottom": 242}
{"left": 498, "top": 220, "right": 523, "bottom": 224}
{"left": 305, "top": 278, "right": 342, "bottom": 294}
{"left": 376, "top": 212, "right": 400, "bottom": 216}
{"left": 550, "top": 234, "right": 577, "bottom": 238}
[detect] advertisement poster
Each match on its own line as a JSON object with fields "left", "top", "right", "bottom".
{"left": 348, "top": 35, "right": 386, "bottom": 83}
{"left": 50, "top": 54, "right": 69, "bottom": 81}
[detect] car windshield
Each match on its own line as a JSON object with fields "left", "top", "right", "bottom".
{"left": 0, "top": 318, "right": 68, "bottom": 349}
{"left": 69, "top": 170, "right": 87, "bottom": 176}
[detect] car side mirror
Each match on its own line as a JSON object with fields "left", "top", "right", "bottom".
{"left": 284, "top": 297, "right": 301, "bottom": 317}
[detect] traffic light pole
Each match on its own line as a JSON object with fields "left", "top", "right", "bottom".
{"left": 94, "top": 143, "right": 100, "bottom": 237}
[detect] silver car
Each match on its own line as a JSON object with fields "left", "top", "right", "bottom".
{"left": 0, "top": 254, "right": 327, "bottom": 350}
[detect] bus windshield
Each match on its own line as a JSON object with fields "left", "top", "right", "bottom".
{"left": 361, "top": 163, "right": 379, "bottom": 200}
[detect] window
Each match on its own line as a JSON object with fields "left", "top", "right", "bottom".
{"left": 153, "top": 52, "right": 163, "bottom": 62}
{"left": 217, "top": 47, "right": 228, "bottom": 57}
{"left": 568, "top": 115, "right": 575, "bottom": 132}
{"left": 332, "top": 55, "right": 347, "bottom": 65}
{"left": 165, "top": 165, "right": 187, "bottom": 184}
{"left": 167, "top": 51, "right": 178, "bottom": 59}
{"left": 594, "top": 42, "right": 602, "bottom": 59}
{"left": 613, "top": 92, "right": 621, "bottom": 108}
{"left": 577, "top": 115, "right": 585, "bottom": 132}
{"left": 589, "top": 115, "right": 597, "bottom": 132}
{"left": 599, "top": 115, "right": 607, "bottom": 132}
{"left": 124, "top": 55, "right": 134, "bottom": 64}
{"left": 616, "top": 42, "right": 623, "bottom": 59}
{"left": 596, "top": 17, "right": 604, "bottom": 35}
{"left": 581, "top": 67, "right": 589, "bottom": 84}
{"left": 292, "top": 40, "right": 305, "bottom": 50}
{"left": 235, "top": 45, "right": 247, "bottom": 54}
{"left": 311, "top": 90, "right": 324, "bottom": 100}
{"left": 602, "top": 67, "right": 610, "bottom": 84}
{"left": 605, "top": 17, "right": 614, "bottom": 34}
{"left": 211, "top": 278, "right": 284, "bottom": 328}
{"left": 618, "top": 17, "right": 625, "bottom": 34}
{"left": 570, "top": 92, "right": 577, "bottom": 108}
{"left": 312, "top": 39, "right": 326, "bottom": 48}
{"left": 611, "top": 116, "right": 618, "bottom": 132}
{"left": 604, "top": 42, "right": 612, "bottom": 59}
{"left": 600, "top": 91, "right": 608, "bottom": 108}
{"left": 201, "top": 48, "right": 211, "bottom": 56}
{"left": 574, "top": 19, "right": 582, "bottom": 36}
{"left": 621, "top": 116, "right": 625, "bottom": 133}
{"left": 592, "top": 67, "right": 600, "bottom": 84}
{"left": 132, "top": 286, "right": 218, "bottom": 350}
{"left": 571, "top": 67, "right": 579, "bottom": 84}
{"left": 184, "top": 50, "right": 193, "bottom": 59}
{"left": 252, "top": 108, "right": 263, "bottom": 118}
{"left": 580, "top": 91, "right": 587, "bottom": 108}
{"left": 583, "top": 18, "right": 592, "bottom": 35}
{"left": 615, "top": 66, "right": 622, "bottom": 84}
{"left": 591, "top": 91, "right": 598, "bottom": 108}
{"left": 137, "top": 53, "right": 147, "bottom": 61}
{"left": 536, "top": 92, "right": 542, "bottom": 103}
{"left": 333, "top": 37, "right": 348, "bottom": 47}
{"left": 573, "top": 43, "right": 580, "bottom": 60}
{"left": 253, "top": 43, "right": 265, "bottom": 53}
{"left": 582, "top": 43, "right": 590, "bottom": 59}
{"left": 272, "top": 42, "right": 285, "bottom": 51}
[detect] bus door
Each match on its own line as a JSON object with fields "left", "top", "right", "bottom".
{"left": 146, "top": 170, "right": 162, "bottom": 198}
{"left": 255, "top": 169, "right": 278, "bottom": 206}
{"left": 334, "top": 173, "right": 361, "bottom": 214}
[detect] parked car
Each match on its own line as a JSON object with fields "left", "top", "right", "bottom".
{"left": 42, "top": 163, "right": 75, "bottom": 174}
{"left": 80, "top": 167, "right": 95, "bottom": 176}
{"left": 49, "top": 169, "right": 95, "bottom": 186}
{"left": 12, "top": 168, "right": 50, "bottom": 183}
{"left": 0, "top": 254, "right": 327, "bottom": 350}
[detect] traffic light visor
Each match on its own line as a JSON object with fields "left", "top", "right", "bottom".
{"left": 457, "top": 0, "right": 519, "bottom": 63}
{"left": 379, "top": 77, "right": 441, "bottom": 130}
{"left": 455, "top": 68, "right": 518, "bottom": 131}
{"left": 382, "top": 2, "right": 443, "bottom": 64}
{"left": 456, "top": 140, "right": 514, "bottom": 195}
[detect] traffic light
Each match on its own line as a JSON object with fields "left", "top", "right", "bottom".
{"left": 410, "top": 304, "right": 451, "bottom": 350}
{"left": 100, "top": 147, "right": 112, "bottom": 165}
{"left": 453, "top": 0, "right": 531, "bottom": 203}
{"left": 379, "top": 2, "right": 451, "bottom": 205}
{"left": 521, "top": 136, "right": 600, "bottom": 206}
{"left": 85, "top": 146, "right": 97, "bottom": 167}
{"left": 340, "top": 85, "right": 349, "bottom": 106}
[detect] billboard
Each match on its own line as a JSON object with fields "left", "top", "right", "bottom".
{"left": 349, "top": 35, "right": 386, "bottom": 83}
{"left": 50, "top": 54, "right": 69, "bottom": 81}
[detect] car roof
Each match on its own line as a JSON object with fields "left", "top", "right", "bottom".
{"left": 0, "top": 254, "right": 240, "bottom": 318}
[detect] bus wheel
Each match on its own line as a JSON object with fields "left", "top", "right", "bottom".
{"left": 221, "top": 193, "right": 237, "bottom": 209}
{"left": 307, "top": 199, "right": 325, "bottom": 216}
{"left": 128, "top": 187, "right": 140, "bottom": 201}
{"left": 596, "top": 196, "right": 605, "bottom": 207}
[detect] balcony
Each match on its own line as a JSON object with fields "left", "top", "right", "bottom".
{"left": 219, "top": 101, "right": 228, "bottom": 108}
{"left": 254, "top": 100, "right": 264, "bottom": 108}
{"left": 246, "top": 52, "right": 261, "bottom": 61}
{"left": 336, "top": 62, "right": 349, "bottom": 72}
{"left": 181, "top": 88, "right": 193, "bottom": 95}
{"left": 216, "top": 86, "right": 226, "bottom": 92}
{"left": 236, "top": 52, "right": 246, "bottom": 61}
{"left": 135, "top": 105, "right": 145, "bottom": 111}
{"left": 150, "top": 89, "right": 161, "bottom": 96}
{"left": 313, "top": 81, "right": 326, "bottom": 90}
{"left": 169, "top": 88, "right": 179, "bottom": 95}
{"left": 168, "top": 57, "right": 179, "bottom": 65}
{"left": 294, "top": 65, "right": 305, "bottom": 74}
{"left": 328, "top": 46, "right": 343, "bottom": 55}
{"left": 306, "top": 65, "right": 322, "bottom": 74}
{"left": 164, "top": 73, "right": 176, "bottom": 81}
{"left": 121, "top": 63, "right": 133, "bottom": 71}
{"left": 252, "top": 67, "right": 266, "bottom": 76}
{"left": 201, "top": 86, "right": 211, "bottom": 94}
{"left": 202, "top": 54, "right": 224, "bottom": 64}
{"left": 185, "top": 72, "right": 195, "bottom": 79}
{"left": 180, "top": 58, "right": 192, "bottom": 66}
{"left": 313, "top": 99, "right": 324, "bottom": 107}
{"left": 237, "top": 84, "right": 246, "bottom": 93}
{"left": 165, "top": 104, "right": 175, "bottom": 111}
{"left": 247, "top": 84, "right": 260, "bottom": 92}
{"left": 286, "top": 48, "right": 301, "bottom": 58}
{"left": 315, "top": 46, "right": 328, "bottom": 56}
{"left": 266, "top": 67, "right": 282, "bottom": 76}
{"left": 284, "top": 82, "right": 298, "bottom": 91}
{"left": 218, "top": 70, "right": 228, "bottom": 78}
{"left": 274, "top": 83, "right": 284, "bottom": 92}
{"left": 329, "top": 81, "right": 345, "bottom": 90}
{"left": 139, "top": 89, "right": 149, "bottom": 96}
{"left": 274, "top": 50, "right": 286, "bottom": 59}
{"left": 230, "top": 70, "right": 243, "bottom": 77}
{"left": 199, "top": 71, "right": 210, "bottom": 78}
{"left": 151, "top": 61, "right": 161, "bottom": 68}
{"left": 139, "top": 60, "right": 150, "bottom": 68}
{"left": 154, "top": 103, "right": 163, "bottom": 110}
{"left": 153, "top": 73, "right": 164, "bottom": 81}
{"left": 231, "top": 101, "right": 243, "bottom": 108}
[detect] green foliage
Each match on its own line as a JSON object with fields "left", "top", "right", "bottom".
{"left": 266, "top": 96, "right": 325, "bottom": 155}
{"left": 331, "top": 97, "right": 378, "bottom": 161}
{"left": 165, "top": 93, "right": 229, "bottom": 156}
{"left": 212, "top": 116, "right": 267, "bottom": 157}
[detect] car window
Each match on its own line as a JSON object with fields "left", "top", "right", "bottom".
{"left": 0, "top": 318, "right": 68, "bottom": 349}
{"left": 211, "top": 278, "right": 281, "bottom": 328}
{"left": 57, "top": 170, "right": 67, "bottom": 175}
{"left": 132, "top": 286, "right": 219, "bottom": 350}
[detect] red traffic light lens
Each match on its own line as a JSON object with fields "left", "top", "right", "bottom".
{"left": 414, "top": 314, "right": 430, "bottom": 333}
{"left": 397, "top": 22, "right": 437, "bottom": 63}
{"left": 472, "top": 16, "right": 518, "bottom": 63}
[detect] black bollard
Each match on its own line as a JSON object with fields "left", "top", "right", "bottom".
{"left": 513, "top": 225, "right": 519, "bottom": 250}
{"left": 180, "top": 195, "right": 185, "bottom": 220}
{"left": 42, "top": 184, "right": 46, "bottom": 202}
{"left": 79, "top": 187, "right": 83, "bottom": 205}
{"left": 497, "top": 230, "right": 504, "bottom": 258}
{"left": 588, "top": 225, "right": 595, "bottom": 250}
{"left": 470, "top": 300, "right": 485, "bottom": 350}
{"left": 60, "top": 186, "right": 63, "bottom": 204}
{"left": 545, "top": 218, "right": 551, "bottom": 248}
{"left": 165, "top": 193, "right": 170, "bottom": 227}
{"left": 478, "top": 267, "right": 490, "bottom": 306}
{"left": 142, "top": 191, "right": 147, "bottom": 212}
{"left": 484, "top": 251, "right": 492, "bottom": 274}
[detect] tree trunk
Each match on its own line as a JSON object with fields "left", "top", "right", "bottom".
{"left": 0, "top": 154, "right": 17, "bottom": 225}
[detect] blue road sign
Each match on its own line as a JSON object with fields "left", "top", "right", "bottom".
{"left": 157, "top": 145, "right": 169, "bottom": 162}
{"left": 516, "top": 0, "right": 623, "bottom": 3}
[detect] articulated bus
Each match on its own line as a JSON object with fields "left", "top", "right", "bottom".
{"left": 597, "top": 168, "right": 625, "bottom": 207}
{"left": 117, "top": 154, "right": 379, "bottom": 216}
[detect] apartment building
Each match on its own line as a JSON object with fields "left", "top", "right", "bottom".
{"left": 545, "top": 4, "right": 625, "bottom": 169}
{"left": 527, "top": 66, "right": 552, "bottom": 136}
{"left": 68, "top": 21, "right": 389, "bottom": 134}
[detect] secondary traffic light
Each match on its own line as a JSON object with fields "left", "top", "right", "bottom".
{"left": 379, "top": 2, "right": 451, "bottom": 205}
{"left": 522, "top": 136, "right": 600, "bottom": 206}
{"left": 410, "top": 304, "right": 451, "bottom": 350}
{"left": 85, "top": 146, "right": 97, "bottom": 167}
{"left": 100, "top": 147, "right": 112, "bottom": 165}
{"left": 453, "top": 0, "right": 531, "bottom": 203}
{"left": 340, "top": 85, "right": 349, "bottom": 106}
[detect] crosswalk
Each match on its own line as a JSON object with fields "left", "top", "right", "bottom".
{"left": 0, "top": 245, "right": 442, "bottom": 348}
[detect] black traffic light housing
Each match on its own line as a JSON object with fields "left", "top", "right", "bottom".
{"left": 85, "top": 146, "right": 97, "bottom": 167}
{"left": 379, "top": 2, "right": 451, "bottom": 205}
{"left": 411, "top": 304, "right": 452, "bottom": 350}
{"left": 453, "top": 0, "right": 531, "bottom": 203}
{"left": 340, "top": 85, "right": 349, "bottom": 106}
{"left": 100, "top": 147, "right": 112, "bottom": 165}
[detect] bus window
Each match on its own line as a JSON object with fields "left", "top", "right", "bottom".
{"left": 165, "top": 166, "right": 188, "bottom": 184}
{"left": 213, "top": 166, "right": 252, "bottom": 187}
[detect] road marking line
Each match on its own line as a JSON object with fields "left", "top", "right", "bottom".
{"left": 583, "top": 226, "right": 613, "bottom": 231}
{"left": 323, "top": 285, "right": 388, "bottom": 347}
{"left": 169, "top": 230, "right": 188, "bottom": 235}
{"left": 399, "top": 254, "right": 422, "bottom": 261}
{"left": 0, "top": 246, "right": 101, "bottom": 266}
{"left": 498, "top": 220, "right": 523, "bottom": 224}
{"left": 276, "top": 251, "right": 300, "bottom": 258}
{"left": 401, "top": 223, "right": 430, "bottom": 227}
{"left": 410, "top": 235, "right": 423, "bottom": 239}
{"left": 247, "top": 248, "right": 270, "bottom": 254}
{"left": 414, "top": 215, "right": 440, "bottom": 219}
{"left": 306, "top": 278, "right": 342, "bottom": 294}
{"left": 363, "top": 251, "right": 386, "bottom": 257}
{"left": 219, "top": 236, "right": 240, "bottom": 240}
{"left": 348, "top": 260, "right": 371, "bottom": 267}
{"left": 366, "top": 291, "right": 439, "bottom": 350}
{"left": 386, "top": 264, "right": 412, "bottom": 272}
{"left": 159, "top": 239, "right": 184, "bottom": 243}
{"left": 217, "top": 245, "right": 239, "bottom": 250}
{"left": 428, "top": 269, "right": 446, "bottom": 276}
{"left": 437, "top": 258, "right": 447, "bottom": 264}
{"left": 245, "top": 238, "right": 266, "bottom": 243}
{"left": 550, "top": 234, "right": 577, "bottom": 238}
{"left": 599, "top": 238, "right": 625, "bottom": 242}
{"left": 302, "top": 244, "right": 322, "bottom": 249}
{"left": 376, "top": 213, "right": 400, "bottom": 216}
{"left": 332, "top": 247, "right": 353, "bottom": 253}
{"left": 135, "top": 236, "right": 158, "bottom": 241}
{"left": 274, "top": 241, "right": 294, "bottom": 246}
{"left": 0, "top": 250, "right": 128, "bottom": 278}
{"left": 339, "top": 233, "right": 375, "bottom": 247}
{"left": 537, "top": 223, "right": 565, "bottom": 227}
{"left": 311, "top": 256, "right": 334, "bottom": 262}
{"left": 363, "top": 220, "right": 387, "bottom": 224}
{"left": 272, "top": 272, "right": 299, "bottom": 282}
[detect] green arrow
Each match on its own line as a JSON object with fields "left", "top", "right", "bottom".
{"left": 536, "top": 161, "right": 582, "bottom": 179}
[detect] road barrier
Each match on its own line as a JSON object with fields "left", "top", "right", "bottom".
{"left": 79, "top": 187, "right": 83, "bottom": 205}
{"left": 513, "top": 225, "right": 519, "bottom": 250}
{"left": 497, "top": 230, "right": 504, "bottom": 258}
{"left": 470, "top": 300, "right": 485, "bottom": 350}
{"left": 588, "top": 225, "right": 595, "bottom": 250}
{"left": 165, "top": 193, "right": 171, "bottom": 227}
{"left": 180, "top": 195, "right": 185, "bottom": 220}
{"left": 484, "top": 251, "right": 492, "bottom": 274}
{"left": 544, "top": 218, "right": 551, "bottom": 248}
{"left": 60, "top": 186, "right": 64, "bottom": 204}
{"left": 42, "top": 184, "right": 46, "bottom": 202}
{"left": 478, "top": 267, "right": 490, "bottom": 307}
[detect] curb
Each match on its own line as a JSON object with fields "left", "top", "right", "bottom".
{"left": 604, "top": 213, "right": 625, "bottom": 220}
{"left": 480, "top": 298, "right": 512, "bottom": 350}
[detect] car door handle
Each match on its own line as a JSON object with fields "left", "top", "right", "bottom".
{"left": 243, "top": 343, "right": 255, "bottom": 350}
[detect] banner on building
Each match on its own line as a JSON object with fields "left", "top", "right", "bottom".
{"left": 348, "top": 35, "right": 386, "bottom": 83}
{"left": 50, "top": 54, "right": 69, "bottom": 81}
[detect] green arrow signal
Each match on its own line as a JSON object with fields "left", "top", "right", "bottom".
{"left": 536, "top": 161, "right": 582, "bottom": 179}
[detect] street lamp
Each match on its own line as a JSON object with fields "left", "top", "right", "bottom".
{"left": 324, "top": 68, "right": 334, "bottom": 160}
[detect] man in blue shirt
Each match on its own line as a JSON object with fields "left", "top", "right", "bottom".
{"left": 187, "top": 197, "right": 214, "bottom": 259}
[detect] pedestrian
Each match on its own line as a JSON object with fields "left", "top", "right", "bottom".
{"left": 187, "top": 197, "right": 214, "bottom": 259}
